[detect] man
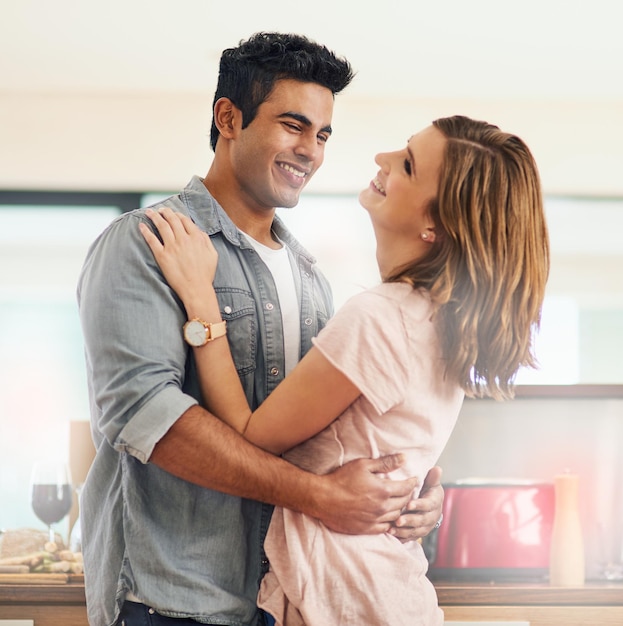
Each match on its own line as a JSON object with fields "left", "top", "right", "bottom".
{"left": 78, "top": 32, "right": 443, "bottom": 626}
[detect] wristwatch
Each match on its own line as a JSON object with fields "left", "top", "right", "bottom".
{"left": 183, "top": 318, "right": 227, "bottom": 347}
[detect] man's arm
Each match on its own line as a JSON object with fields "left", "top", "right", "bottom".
{"left": 150, "top": 404, "right": 419, "bottom": 534}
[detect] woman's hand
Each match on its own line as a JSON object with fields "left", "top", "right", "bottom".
{"left": 139, "top": 207, "right": 218, "bottom": 307}
{"left": 389, "top": 465, "right": 444, "bottom": 542}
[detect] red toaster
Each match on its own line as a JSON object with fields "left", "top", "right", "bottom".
{"left": 425, "top": 479, "right": 555, "bottom": 582}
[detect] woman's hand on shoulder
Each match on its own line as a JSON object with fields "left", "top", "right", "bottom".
{"left": 139, "top": 207, "right": 218, "bottom": 307}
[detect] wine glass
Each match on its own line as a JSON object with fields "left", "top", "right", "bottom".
{"left": 30, "top": 461, "right": 73, "bottom": 544}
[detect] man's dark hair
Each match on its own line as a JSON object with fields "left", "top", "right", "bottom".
{"left": 209, "top": 32, "right": 354, "bottom": 150}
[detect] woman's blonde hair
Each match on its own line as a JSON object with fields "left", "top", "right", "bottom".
{"left": 388, "top": 115, "right": 550, "bottom": 400}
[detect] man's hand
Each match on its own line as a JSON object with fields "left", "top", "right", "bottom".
{"left": 312, "top": 454, "right": 420, "bottom": 535}
{"left": 389, "top": 466, "right": 444, "bottom": 542}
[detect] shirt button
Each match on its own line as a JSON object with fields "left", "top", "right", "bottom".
{"left": 304, "top": 318, "right": 313, "bottom": 326}
{"left": 223, "top": 305, "right": 232, "bottom": 314}
{"left": 270, "top": 367, "right": 279, "bottom": 376}
{"left": 148, "top": 608, "right": 155, "bottom": 615}
{"left": 265, "top": 302, "right": 274, "bottom": 311}
{"left": 304, "top": 271, "right": 311, "bottom": 278}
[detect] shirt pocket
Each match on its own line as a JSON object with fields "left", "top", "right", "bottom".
{"left": 216, "top": 287, "right": 257, "bottom": 376}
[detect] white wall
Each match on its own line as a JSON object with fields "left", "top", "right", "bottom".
{"left": 1, "top": 92, "right": 622, "bottom": 196}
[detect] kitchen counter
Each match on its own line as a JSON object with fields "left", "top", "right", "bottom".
{"left": 0, "top": 579, "right": 86, "bottom": 626}
{"left": 436, "top": 580, "right": 623, "bottom": 625}
{"left": 435, "top": 580, "right": 623, "bottom": 605}
{"left": 0, "top": 580, "right": 622, "bottom": 625}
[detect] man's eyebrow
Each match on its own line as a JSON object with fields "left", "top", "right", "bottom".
{"left": 279, "top": 112, "right": 333, "bottom": 136}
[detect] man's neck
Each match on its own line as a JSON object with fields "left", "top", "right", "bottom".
{"left": 202, "top": 175, "right": 279, "bottom": 249}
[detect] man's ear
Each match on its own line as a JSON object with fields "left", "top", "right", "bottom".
{"left": 213, "top": 97, "right": 238, "bottom": 139}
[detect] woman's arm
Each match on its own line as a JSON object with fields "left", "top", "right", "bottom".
{"left": 245, "top": 345, "right": 360, "bottom": 453}
{"left": 140, "top": 207, "right": 361, "bottom": 454}
{"left": 140, "top": 208, "right": 252, "bottom": 433}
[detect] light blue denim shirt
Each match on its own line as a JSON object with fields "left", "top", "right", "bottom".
{"left": 77, "top": 176, "right": 333, "bottom": 626}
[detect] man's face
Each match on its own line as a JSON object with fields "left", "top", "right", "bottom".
{"left": 230, "top": 79, "right": 335, "bottom": 212}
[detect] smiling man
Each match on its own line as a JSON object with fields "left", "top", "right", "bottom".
{"left": 205, "top": 78, "right": 333, "bottom": 239}
{"left": 77, "top": 32, "right": 444, "bottom": 626}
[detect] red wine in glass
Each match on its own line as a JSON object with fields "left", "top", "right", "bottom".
{"left": 30, "top": 462, "right": 73, "bottom": 544}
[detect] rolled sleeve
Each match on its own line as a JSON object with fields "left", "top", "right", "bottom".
{"left": 115, "top": 385, "right": 198, "bottom": 463}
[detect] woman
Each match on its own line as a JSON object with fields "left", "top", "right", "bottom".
{"left": 140, "top": 115, "right": 549, "bottom": 625}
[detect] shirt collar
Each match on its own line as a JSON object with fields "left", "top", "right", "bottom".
{"left": 180, "top": 175, "right": 317, "bottom": 264}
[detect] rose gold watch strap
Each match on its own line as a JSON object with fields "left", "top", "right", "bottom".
{"left": 206, "top": 320, "right": 227, "bottom": 341}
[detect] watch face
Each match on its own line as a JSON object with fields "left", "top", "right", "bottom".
{"left": 184, "top": 320, "right": 207, "bottom": 347}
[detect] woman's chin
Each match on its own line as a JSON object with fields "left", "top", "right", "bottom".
{"left": 358, "top": 188, "right": 377, "bottom": 211}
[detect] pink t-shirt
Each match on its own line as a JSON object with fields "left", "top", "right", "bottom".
{"left": 258, "top": 283, "right": 464, "bottom": 626}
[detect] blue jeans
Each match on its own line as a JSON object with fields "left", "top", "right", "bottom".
{"left": 115, "top": 601, "right": 275, "bottom": 626}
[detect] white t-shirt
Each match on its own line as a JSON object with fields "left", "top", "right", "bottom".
{"left": 241, "top": 231, "right": 300, "bottom": 375}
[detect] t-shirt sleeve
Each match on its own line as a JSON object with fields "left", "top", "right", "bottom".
{"left": 311, "top": 288, "right": 409, "bottom": 415}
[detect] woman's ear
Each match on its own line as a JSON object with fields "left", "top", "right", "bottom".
{"left": 213, "top": 98, "right": 238, "bottom": 139}
{"left": 421, "top": 228, "right": 436, "bottom": 243}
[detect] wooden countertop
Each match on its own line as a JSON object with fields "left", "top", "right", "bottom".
{"left": 0, "top": 579, "right": 85, "bottom": 604}
{"left": 1, "top": 580, "right": 621, "bottom": 606}
{"left": 434, "top": 581, "right": 623, "bottom": 606}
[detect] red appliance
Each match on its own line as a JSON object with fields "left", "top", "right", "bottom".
{"left": 425, "top": 479, "right": 555, "bottom": 582}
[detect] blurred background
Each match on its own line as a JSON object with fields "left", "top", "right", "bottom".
{"left": 1, "top": 0, "right": 622, "bottom": 579}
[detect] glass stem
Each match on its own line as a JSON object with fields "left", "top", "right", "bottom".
{"left": 48, "top": 525, "right": 55, "bottom": 544}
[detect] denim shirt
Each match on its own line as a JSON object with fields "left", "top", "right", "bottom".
{"left": 77, "top": 176, "right": 333, "bottom": 626}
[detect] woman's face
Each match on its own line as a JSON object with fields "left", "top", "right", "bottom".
{"left": 359, "top": 125, "right": 446, "bottom": 243}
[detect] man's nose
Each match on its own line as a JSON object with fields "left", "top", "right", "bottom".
{"left": 294, "top": 133, "right": 323, "bottom": 162}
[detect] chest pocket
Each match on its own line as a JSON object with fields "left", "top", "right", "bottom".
{"left": 216, "top": 287, "right": 257, "bottom": 376}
